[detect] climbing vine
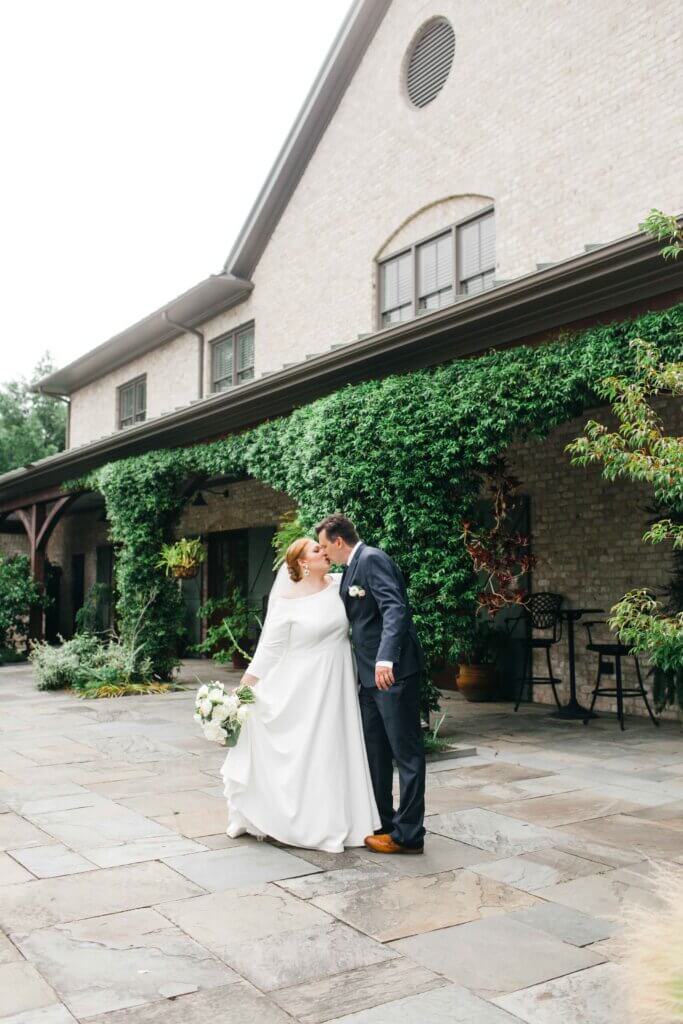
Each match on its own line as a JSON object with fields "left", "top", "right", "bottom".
{"left": 81, "top": 303, "right": 683, "bottom": 705}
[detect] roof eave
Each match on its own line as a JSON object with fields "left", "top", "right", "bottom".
{"left": 2, "top": 228, "right": 682, "bottom": 510}
{"left": 34, "top": 273, "right": 253, "bottom": 397}
{"left": 223, "top": 0, "right": 393, "bottom": 279}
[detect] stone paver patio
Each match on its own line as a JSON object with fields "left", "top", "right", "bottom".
{"left": 0, "top": 660, "right": 681, "bottom": 1023}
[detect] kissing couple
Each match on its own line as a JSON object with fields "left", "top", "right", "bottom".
{"left": 220, "top": 513, "right": 427, "bottom": 855}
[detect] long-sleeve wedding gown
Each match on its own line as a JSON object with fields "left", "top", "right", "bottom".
{"left": 221, "top": 575, "right": 380, "bottom": 852}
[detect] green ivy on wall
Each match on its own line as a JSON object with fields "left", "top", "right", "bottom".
{"left": 83, "top": 303, "right": 683, "bottom": 702}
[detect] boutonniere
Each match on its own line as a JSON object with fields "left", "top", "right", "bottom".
{"left": 348, "top": 585, "right": 366, "bottom": 598}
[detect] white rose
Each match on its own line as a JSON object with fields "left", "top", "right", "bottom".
{"left": 193, "top": 712, "right": 202, "bottom": 724}
{"left": 203, "top": 720, "right": 226, "bottom": 745}
{"left": 223, "top": 694, "right": 240, "bottom": 714}
{"left": 196, "top": 684, "right": 209, "bottom": 699}
{"left": 198, "top": 698, "right": 213, "bottom": 717}
{"left": 236, "top": 705, "right": 250, "bottom": 725}
{"left": 208, "top": 686, "right": 224, "bottom": 703}
{"left": 214, "top": 703, "right": 232, "bottom": 724}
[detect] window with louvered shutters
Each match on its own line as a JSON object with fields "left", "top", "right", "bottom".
{"left": 417, "top": 232, "right": 454, "bottom": 313}
{"left": 458, "top": 212, "right": 495, "bottom": 295}
{"left": 212, "top": 338, "right": 233, "bottom": 392}
{"left": 118, "top": 376, "right": 146, "bottom": 429}
{"left": 406, "top": 18, "right": 455, "bottom": 109}
{"left": 236, "top": 326, "right": 255, "bottom": 383}
{"left": 380, "top": 252, "right": 412, "bottom": 326}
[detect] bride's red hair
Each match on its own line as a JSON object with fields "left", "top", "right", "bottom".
{"left": 285, "top": 538, "right": 310, "bottom": 583}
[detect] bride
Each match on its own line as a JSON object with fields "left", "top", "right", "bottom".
{"left": 220, "top": 537, "right": 380, "bottom": 852}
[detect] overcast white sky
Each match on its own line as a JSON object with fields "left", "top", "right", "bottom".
{"left": 0, "top": 0, "right": 351, "bottom": 385}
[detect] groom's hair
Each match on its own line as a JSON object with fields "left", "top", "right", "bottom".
{"left": 315, "top": 514, "right": 359, "bottom": 546}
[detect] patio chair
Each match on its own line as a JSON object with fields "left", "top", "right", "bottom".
{"left": 582, "top": 620, "right": 659, "bottom": 730}
{"left": 509, "top": 592, "right": 564, "bottom": 711}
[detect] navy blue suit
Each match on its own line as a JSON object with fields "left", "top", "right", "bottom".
{"left": 341, "top": 544, "right": 426, "bottom": 848}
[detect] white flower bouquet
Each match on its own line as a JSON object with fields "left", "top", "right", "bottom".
{"left": 194, "top": 681, "right": 256, "bottom": 746}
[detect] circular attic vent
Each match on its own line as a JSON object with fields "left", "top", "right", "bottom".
{"left": 406, "top": 18, "right": 455, "bottom": 108}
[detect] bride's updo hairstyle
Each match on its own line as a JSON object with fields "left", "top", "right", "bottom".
{"left": 285, "top": 538, "right": 310, "bottom": 583}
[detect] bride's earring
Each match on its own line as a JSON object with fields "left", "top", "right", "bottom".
{"left": 302, "top": 562, "right": 311, "bottom": 578}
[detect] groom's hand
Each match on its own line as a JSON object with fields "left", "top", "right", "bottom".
{"left": 375, "top": 664, "right": 395, "bottom": 689}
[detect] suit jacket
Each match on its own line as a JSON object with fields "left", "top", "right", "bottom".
{"left": 340, "top": 543, "right": 425, "bottom": 688}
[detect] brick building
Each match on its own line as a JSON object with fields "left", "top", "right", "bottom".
{"left": 1, "top": 0, "right": 682, "bottom": 717}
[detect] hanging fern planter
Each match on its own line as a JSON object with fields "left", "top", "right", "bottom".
{"left": 79, "top": 303, "right": 683, "bottom": 708}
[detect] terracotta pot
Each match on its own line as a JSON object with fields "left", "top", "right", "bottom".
{"left": 456, "top": 663, "right": 499, "bottom": 702}
{"left": 231, "top": 651, "right": 250, "bottom": 671}
{"left": 172, "top": 564, "right": 199, "bottom": 579}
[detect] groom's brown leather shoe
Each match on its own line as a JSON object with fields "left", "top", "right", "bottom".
{"left": 364, "top": 834, "right": 423, "bottom": 855}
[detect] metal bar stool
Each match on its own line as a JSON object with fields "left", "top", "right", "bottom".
{"left": 582, "top": 620, "right": 659, "bottom": 730}
{"left": 510, "top": 592, "right": 564, "bottom": 711}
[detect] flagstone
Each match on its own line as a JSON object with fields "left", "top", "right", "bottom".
{"left": 221, "top": 919, "right": 396, "bottom": 991}
{"left": 0, "top": 850, "right": 34, "bottom": 884}
{"left": 0, "top": 861, "right": 203, "bottom": 932}
{"left": 313, "top": 869, "right": 538, "bottom": 942}
{"left": 80, "top": 835, "right": 206, "bottom": 867}
{"left": 0, "top": 1005, "right": 78, "bottom": 1024}
{"left": 360, "top": 832, "right": 502, "bottom": 877}
{"left": 276, "top": 861, "right": 396, "bottom": 899}
{"left": 391, "top": 917, "right": 605, "bottom": 998}
{"left": 626, "top": 798, "right": 683, "bottom": 830}
{"left": 17, "top": 739, "right": 100, "bottom": 766}
{"left": 493, "top": 961, "right": 626, "bottom": 1023}
{"left": 162, "top": 843, "right": 319, "bottom": 890}
{"left": 328, "top": 984, "right": 523, "bottom": 1023}
{"left": 556, "top": 813, "right": 683, "bottom": 860}
{"left": 117, "top": 789, "right": 227, "bottom": 817}
{"left": 25, "top": 797, "right": 174, "bottom": 850}
{"left": 0, "top": 961, "right": 60, "bottom": 1017}
{"left": 428, "top": 808, "right": 558, "bottom": 855}
{"left": 272, "top": 957, "right": 445, "bottom": 1024}
{"left": 468, "top": 848, "right": 610, "bottom": 893}
{"left": 537, "top": 871, "right": 669, "bottom": 920}
{"left": 493, "top": 791, "right": 643, "bottom": 827}
{"left": 87, "top": 770, "right": 218, "bottom": 800}
{"left": 13, "top": 907, "right": 239, "bottom": 1019}
{"left": 0, "top": 929, "right": 22, "bottom": 964}
{"left": 158, "top": 882, "right": 331, "bottom": 954}
{"left": 152, "top": 807, "right": 229, "bottom": 838}
{"left": 9, "top": 844, "right": 95, "bottom": 878}
{"left": 0, "top": 811, "right": 52, "bottom": 851}
{"left": 509, "top": 901, "right": 617, "bottom": 946}
{"left": 80, "top": 982, "right": 292, "bottom": 1023}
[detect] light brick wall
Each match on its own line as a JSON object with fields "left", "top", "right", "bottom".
{"left": 176, "top": 478, "right": 293, "bottom": 538}
{"left": 69, "top": 331, "right": 201, "bottom": 449}
{"left": 506, "top": 395, "right": 682, "bottom": 722}
{"left": 66, "top": 0, "right": 683, "bottom": 448}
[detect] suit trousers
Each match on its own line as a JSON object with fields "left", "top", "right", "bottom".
{"left": 359, "top": 673, "right": 426, "bottom": 849}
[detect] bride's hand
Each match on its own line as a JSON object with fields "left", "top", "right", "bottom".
{"left": 240, "top": 672, "right": 258, "bottom": 688}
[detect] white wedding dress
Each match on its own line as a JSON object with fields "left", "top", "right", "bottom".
{"left": 220, "top": 575, "right": 380, "bottom": 852}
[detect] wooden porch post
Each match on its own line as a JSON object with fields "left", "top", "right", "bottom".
{"left": 15, "top": 494, "right": 78, "bottom": 641}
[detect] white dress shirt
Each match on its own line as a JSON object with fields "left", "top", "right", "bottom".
{"left": 346, "top": 541, "right": 392, "bottom": 669}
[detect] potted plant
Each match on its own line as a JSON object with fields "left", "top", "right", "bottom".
{"left": 195, "top": 585, "right": 262, "bottom": 670}
{"left": 456, "top": 621, "right": 508, "bottom": 701}
{"left": 156, "top": 538, "right": 206, "bottom": 579}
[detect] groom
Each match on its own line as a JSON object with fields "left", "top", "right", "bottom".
{"left": 316, "top": 514, "right": 426, "bottom": 854}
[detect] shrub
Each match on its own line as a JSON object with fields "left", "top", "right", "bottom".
{"left": 0, "top": 554, "right": 46, "bottom": 653}
{"left": 30, "top": 632, "right": 103, "bottom": 691}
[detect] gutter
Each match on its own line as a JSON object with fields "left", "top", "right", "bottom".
{"left": 2, "top": 227, "right": 682, "bottom": 509}
{"left": 163, "top": 312, "right": 204, "bottom": 400}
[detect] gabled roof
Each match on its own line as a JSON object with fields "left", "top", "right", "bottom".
{"left": 36, "top": 0, "right": 393, "bottom": 398}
